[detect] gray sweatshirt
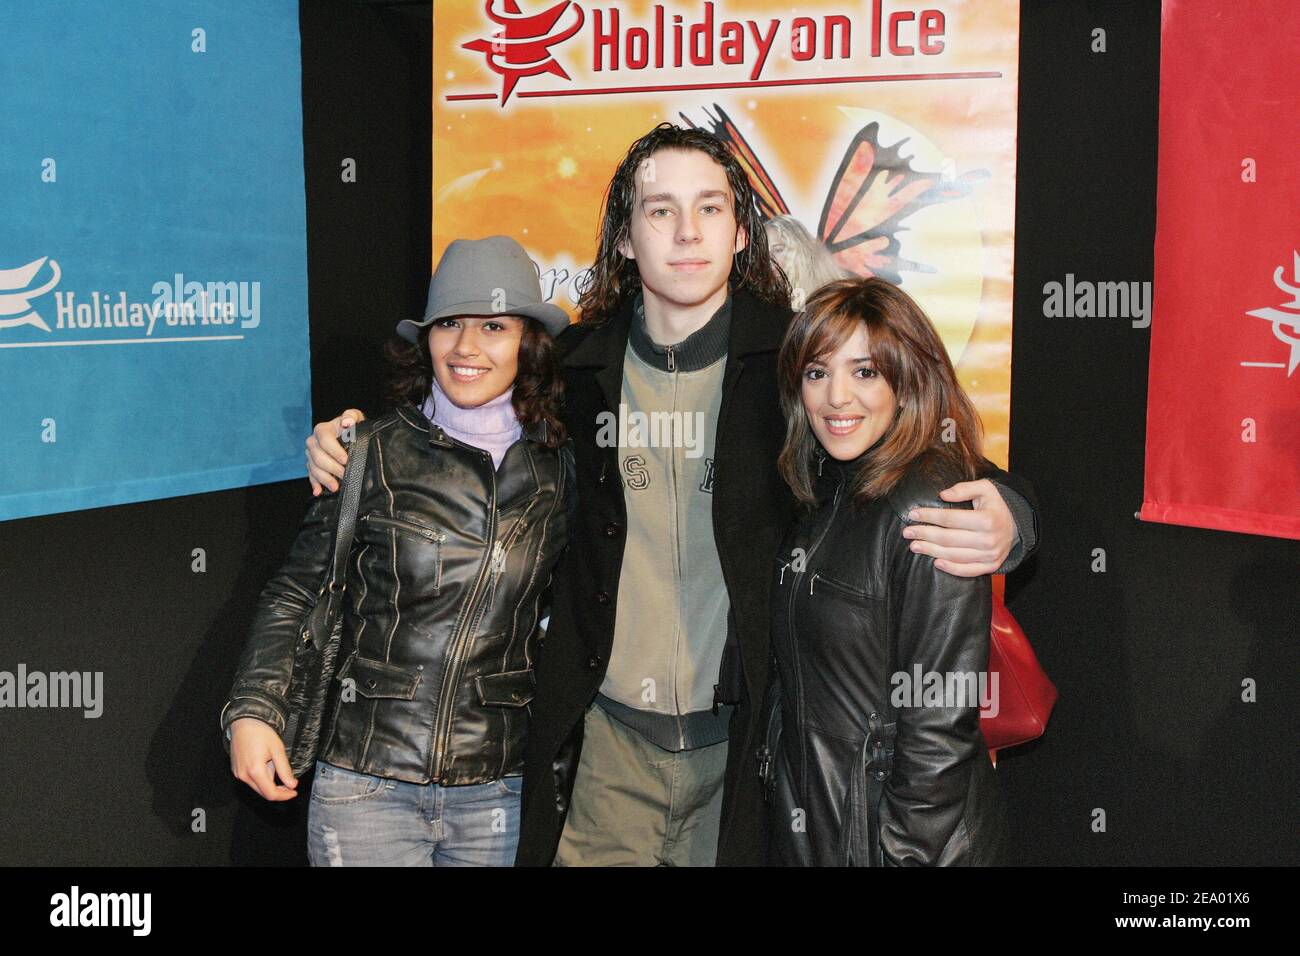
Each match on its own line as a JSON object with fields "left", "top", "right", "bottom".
{"left": 597, "top": 293, "right": 734, "bottom": 751}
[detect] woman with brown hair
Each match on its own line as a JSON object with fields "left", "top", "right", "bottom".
{"left": 759, "top": 276, "right": 1010, "bottom": 866}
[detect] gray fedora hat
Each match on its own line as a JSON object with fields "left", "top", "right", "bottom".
{"left": 397, "top": 235, "right": 570, "bottom": 342}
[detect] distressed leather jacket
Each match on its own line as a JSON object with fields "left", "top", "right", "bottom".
{"left": 220, "top": 401, "right": 573, "bottom": 786}
{"left": 761, "top": 446, "right": 1010, "bottom": 866}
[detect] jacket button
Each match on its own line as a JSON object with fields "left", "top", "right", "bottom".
{"left": 595, "top": 591, "right": 610, "bottom": 605}
{"left": 511, "top": 690, "right": 523, "bottom": 702}
{"left": 604, "top": 522, "right": 620, "bottom": 538}
{"left": 366, "top": 679, "right": 377, "bottom": 689}
{"left": 588, "top": 655, "right": 603, "bottom": 670}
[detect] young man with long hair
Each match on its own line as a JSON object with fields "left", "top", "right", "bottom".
{"left": 304, "top": 124, "right": 1038, "bottom": 866}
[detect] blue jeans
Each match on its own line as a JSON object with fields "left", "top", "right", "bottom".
{"left": 306, "top": 760, "right": 522, "bottom": 866}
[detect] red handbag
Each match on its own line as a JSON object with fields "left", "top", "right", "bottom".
{"left": 981, "top": 595, "right": 1057, "bottom": 761}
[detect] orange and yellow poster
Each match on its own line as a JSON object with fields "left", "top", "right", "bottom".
{"left": 433, "top": 0, "right": 1019, "bottom": 463}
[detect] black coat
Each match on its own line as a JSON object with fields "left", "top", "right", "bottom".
{"left": 516, "top": 287, "right": 794, "bottom": 866}
{"left": 762, "top": 448, "right": 1010, "bottom": 865}
{"left": 221, "top": 403, "right": 571, "bottom": 786}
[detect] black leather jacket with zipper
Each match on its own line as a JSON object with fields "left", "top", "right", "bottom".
{"left": 760, "top": 446, "right": 1009, "bottom": 866}
{"left": 220, "top": 401, "right": 573, "bottom": 786}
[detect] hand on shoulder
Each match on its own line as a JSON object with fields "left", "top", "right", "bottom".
{"left": 307, "top": 408, "right": 367, "bottom": 495}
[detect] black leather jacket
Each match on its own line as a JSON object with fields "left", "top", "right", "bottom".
{"left": 761, "top": 446, "right": 1009, "bottom": 866}
{"left": 220, "top": 401, "right": 572, "bottom": 786}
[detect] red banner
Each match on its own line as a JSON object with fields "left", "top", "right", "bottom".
{"left": 1141, "top": 0, "right": 1300, "bottom": 540}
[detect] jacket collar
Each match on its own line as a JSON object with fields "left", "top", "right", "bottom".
{"left": 627, "top": 291, "right": 732, "bottom": 372}
{"left": 561, "top": 285, "right": 792, "bottom": 410}
{"left": 812, "top": 429, "right": 891, "bottom": 500}
{"left": 563, "top": 285, "right": 789, "bottom": 369}
{"left": 390, "top": 403, "right": 543, "bottom": 512}
{"left": 394, "top": 401, "right": 542, "bottom": 511}
{"left": 394, "top": 400, "right": 548, "bottom": 447}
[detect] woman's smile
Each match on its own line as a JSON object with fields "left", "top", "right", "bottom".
{"left": 823, "top": 415, "right": 865, "bottom": 436}
{"left": 447, "top": 363, "right": 491, "bottom": 382}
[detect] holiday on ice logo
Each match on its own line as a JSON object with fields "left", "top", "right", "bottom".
{"left": 0, "top": 258, "right": 262, "bottom": 346}
{"left": 452, "top": 1, "right": 963, "bottom": 107}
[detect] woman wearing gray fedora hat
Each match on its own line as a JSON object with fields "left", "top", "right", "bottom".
{"left": 222, "top": 235, "right": 576, "bottom": 866}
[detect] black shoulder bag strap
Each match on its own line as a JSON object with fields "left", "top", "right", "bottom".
{"left": 310, "top": 419, "right": 373, "bottom": 650}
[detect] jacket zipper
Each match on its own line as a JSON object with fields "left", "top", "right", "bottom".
{"left": 669, "top": 361, "right": 683, "bottom": 722}
{"left": 787, "top": 475, "right": 843, "bottom": 788}
{"left": 429, "top": 448, "right": 497, "bottom": 782}
{"left": 476, "top": 496, "right": 537, "bottom": 623}
{"left": 487, "top": 490, "right": 549, "bottom": 777}
{"left": 756, "top": 675, "right": 782, "bottom": 799}
{"left": 360, "top": 513, "right": 443, "bottom": 541}
{"left": 807, "top": 570, "right": 872, "bottom": 600}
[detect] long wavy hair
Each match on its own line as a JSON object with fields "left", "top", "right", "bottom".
{"left": 383, "top": 318, "right": 567, "bottom": 448}
{"left": 777, "top": 277, "right": 983, "bottom": 507}
{"left": 577, "top": 123, "right": 791, "bottom": 326}
{"left": 765, "top": 214, "right": 853, "bottom": 308}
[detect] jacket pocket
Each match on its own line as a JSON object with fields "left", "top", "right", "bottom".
{"left": 310, "top": 761, "right": 389, "bottom": 804}
{"left": 337, "top": 654, "right": 422, "bottom": 699}
{"left": 359, "top": 513, "right": 445, "bottom": 591}
{"left": 476, "top": 669, "right": 536, "bottom": 707}
{"left": 808, "top": 570, "right": 879, "bottom": 603}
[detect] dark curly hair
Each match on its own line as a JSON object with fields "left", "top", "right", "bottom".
{"left": 382, "top": 318, "right": 567, "bottom": 448}
{"left": 577, "top": 123, "right": 791, "bottom": 326}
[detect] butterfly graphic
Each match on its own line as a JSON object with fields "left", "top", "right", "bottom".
{"left": 680, "top": 104, "right": 988, "bottom": 285}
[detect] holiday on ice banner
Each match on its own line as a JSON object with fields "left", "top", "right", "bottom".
{"left": 1141, "top": 0, "right": 1300, "bottom": 540}
{"left": 0, "top": 0, "right": 310, "bottom": 522}
{"left": 432, "top": 0, "right": 1021, "bottom": 465}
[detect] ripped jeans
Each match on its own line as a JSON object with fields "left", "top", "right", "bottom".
{"left": 306, "top": 760, "right": 522, "bottom": 866}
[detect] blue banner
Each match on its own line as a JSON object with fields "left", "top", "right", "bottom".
{"left": 0, "top": 0, "right": 310, "bottom": 521}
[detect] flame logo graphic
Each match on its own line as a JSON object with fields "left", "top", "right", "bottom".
{"left": 1245, "top": 251, "right": 1300, "bottom": 378}
{"left": 462, "top": 0, "right": 584, "bottom": 105}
